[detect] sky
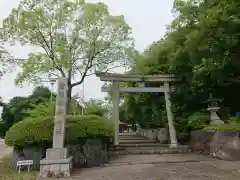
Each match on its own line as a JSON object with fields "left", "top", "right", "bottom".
{"left": 0, "top": 0, "right": 174, "bottom": 103}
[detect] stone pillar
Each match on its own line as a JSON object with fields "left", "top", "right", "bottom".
{"left": 164, "top": 81, "right": 178, "bottom": 148}
{"left": 39, "top": 77, "right": 73, "bottom": 178}
{"left": 112, "top": 81, "right": 120, "bottom": 146}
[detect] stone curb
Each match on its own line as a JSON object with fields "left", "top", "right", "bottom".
{"left": 101, "top": 159, "right": 215, "bottom": 167}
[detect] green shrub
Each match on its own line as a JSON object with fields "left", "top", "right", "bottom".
{"left": 84, "top": 102, "right": 107, "bottom": 116}
{"left": 203, "top": 123, "right": 240, "bottom": 131}
{"left": 228, "top": 116, "right": 240, "bottom": 123}
{"left": 4, "top": 115, "right": 113, "bottom": 147}
{"left": 187, "top": 112, "right": 209, "bottom": 130}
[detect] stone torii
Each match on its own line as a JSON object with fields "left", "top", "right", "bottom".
{"left": 96, "top": 72, "right": 178, "bottom": 148}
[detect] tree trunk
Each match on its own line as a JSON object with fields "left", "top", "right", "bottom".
{"left": 66, "top": 85, "right": 72, "bottom": 114}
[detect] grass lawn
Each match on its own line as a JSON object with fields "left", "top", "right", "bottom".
{"left": 0, "top": 157, "right": 37, "bottom": 180}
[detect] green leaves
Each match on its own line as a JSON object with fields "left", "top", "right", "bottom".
{"left": 4, "top": 115, "right": 113, "bottom": 147}
{"left": 1, "top": 86, "right": 52, "bottom": 126}
{"left": 84, "top": 100, "right": 107, "bottom": 116}
{"left": 121, "top": 0, "right": 240, "bottom": 135}
{"left": 187, "top": 112, "right": 209, "bottom": 130}
{"left": 2, "top": 0, "right": 134, "bottom": 87}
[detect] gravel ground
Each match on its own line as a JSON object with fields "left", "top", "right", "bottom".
{"left": 70, "top": 154, "right": 240, "bottom": 180}
{"left": 72, "top": 161, "right": 240, "bottom": 180}
{"left": 1, "top": 143, "right": 240, "bottom": 180}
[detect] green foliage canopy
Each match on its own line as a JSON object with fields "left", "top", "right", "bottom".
{"left": 120, "top": 0, "right": 240, "bottom": 133}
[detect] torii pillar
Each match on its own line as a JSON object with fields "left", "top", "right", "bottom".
{"left": 112, "top": 81, "right": 120, "bottom": 145}
{"left": 164, "top": 81, "right": 178, "bottom": 148}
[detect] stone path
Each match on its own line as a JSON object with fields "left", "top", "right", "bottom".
{"left": 0, "top": 139, "right": 12, "bottom": 159}
{"left": 69, "top": 154, "right": 240, "bottom": 180}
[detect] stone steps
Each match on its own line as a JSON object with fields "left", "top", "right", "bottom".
{"left": 119, "top": 139, "right": 157, "bottom": 144}
{"left": 117, "top": 143, "right": 167, "bottom": 148}
{"left": 119, "top": 133, "right": 150, "bottom": 139}
{"left": 119, "top": 136, "right": 148, "bottom": 140}
{"left": 108, "top": 147, "right": 191, "bottom": 156}
{"left": 118, "top": 133, "right": 167, "bottom": 148}
{"left": 119, "top": 132, "right": 138, "bottom": 136}
{"left": 109, "top": 132, "right": 191, "bottom": 156}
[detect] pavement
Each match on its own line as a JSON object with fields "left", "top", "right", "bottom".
{"left": 2, "top": 139, "right": 240, "bottom": 180}
{"left": 69, "top": 154, "right": 240, "bottom": 180}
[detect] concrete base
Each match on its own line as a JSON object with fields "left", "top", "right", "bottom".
{"left": 39, "top": 156, "right": 73, "bottom": 178}
{"left": 46, "top": 148, "right": 68, "bottom": 159}
{"left": 169, "top": 143, "right": 178, "bottom": 149}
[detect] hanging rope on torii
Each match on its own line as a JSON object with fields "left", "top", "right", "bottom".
{"left": 95, "top": 72, "right": 178, "bottom": 148}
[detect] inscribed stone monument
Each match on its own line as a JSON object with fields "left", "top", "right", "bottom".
{"left": 39, "top": 77, "right": 73, "bottom": 178}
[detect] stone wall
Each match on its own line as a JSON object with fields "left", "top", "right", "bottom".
{"left": 137, "top": 128, "right": 168, "bottom": 143}
{"left": 10, "top": 138, "right": 108, "bottom": 170}
{"left": 191, "top": 130, "right": 240, "bottom": 161}
{"left": 190, "top": 130, "right": 215, "bottom": 154}
{"left": 67, "top": 139, "right": 108, "bottom": 168}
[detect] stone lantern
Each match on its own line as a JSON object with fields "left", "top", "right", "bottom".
{"left": 206, "top": 94, "right": 224, "bottom": 125}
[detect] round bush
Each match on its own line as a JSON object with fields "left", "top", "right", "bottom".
{"left": 4, "top": 115, "right": 113, "bottom": 147}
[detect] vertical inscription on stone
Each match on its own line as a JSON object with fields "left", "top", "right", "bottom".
{"left": 52, "top": 77, "right": 68, "bottom": 149}
{"left": 56, "top": 107, "right": 64, "bottom": 115}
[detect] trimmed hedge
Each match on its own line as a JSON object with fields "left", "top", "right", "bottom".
{"left": 203, "top": 123, "right": 240, "bottom": 131}
{"left": 4, "top": 115, "right": 113, "bottom": 147}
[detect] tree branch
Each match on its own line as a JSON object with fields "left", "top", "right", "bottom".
{"left": 70, "top": 28, "right": 115, "bottom": 88}
{"left": 70, "top": 38, "right": 98, "bottom": 87}
{"left": 71, "top": 62, "right": 127, "bottom": 87}
{"left": 35, "top": 26, "right": 66, "bottom": 77}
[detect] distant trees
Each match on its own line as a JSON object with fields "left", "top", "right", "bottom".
{"left": 0, "top": 86, "right": 83, "bottom": 137}
{"left": 84, "top": 99, "right": 107, "bottom": 117}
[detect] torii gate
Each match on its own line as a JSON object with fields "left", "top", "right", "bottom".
{"left": 96, "top": 72, "right": 178, "bottom": 148}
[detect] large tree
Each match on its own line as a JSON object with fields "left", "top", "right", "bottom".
{"left": 121, "top": 0, "right": 240, "bottom": 138}
{"left": 2, "top": 0, "right": 134, "bottom": 109}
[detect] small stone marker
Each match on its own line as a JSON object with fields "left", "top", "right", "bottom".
{"left": 17, "top": 160, "right": 33, "bottom": 173}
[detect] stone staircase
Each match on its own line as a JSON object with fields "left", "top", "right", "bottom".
{"left": 108, "top": 132, "right": 190, "bottom": 156}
